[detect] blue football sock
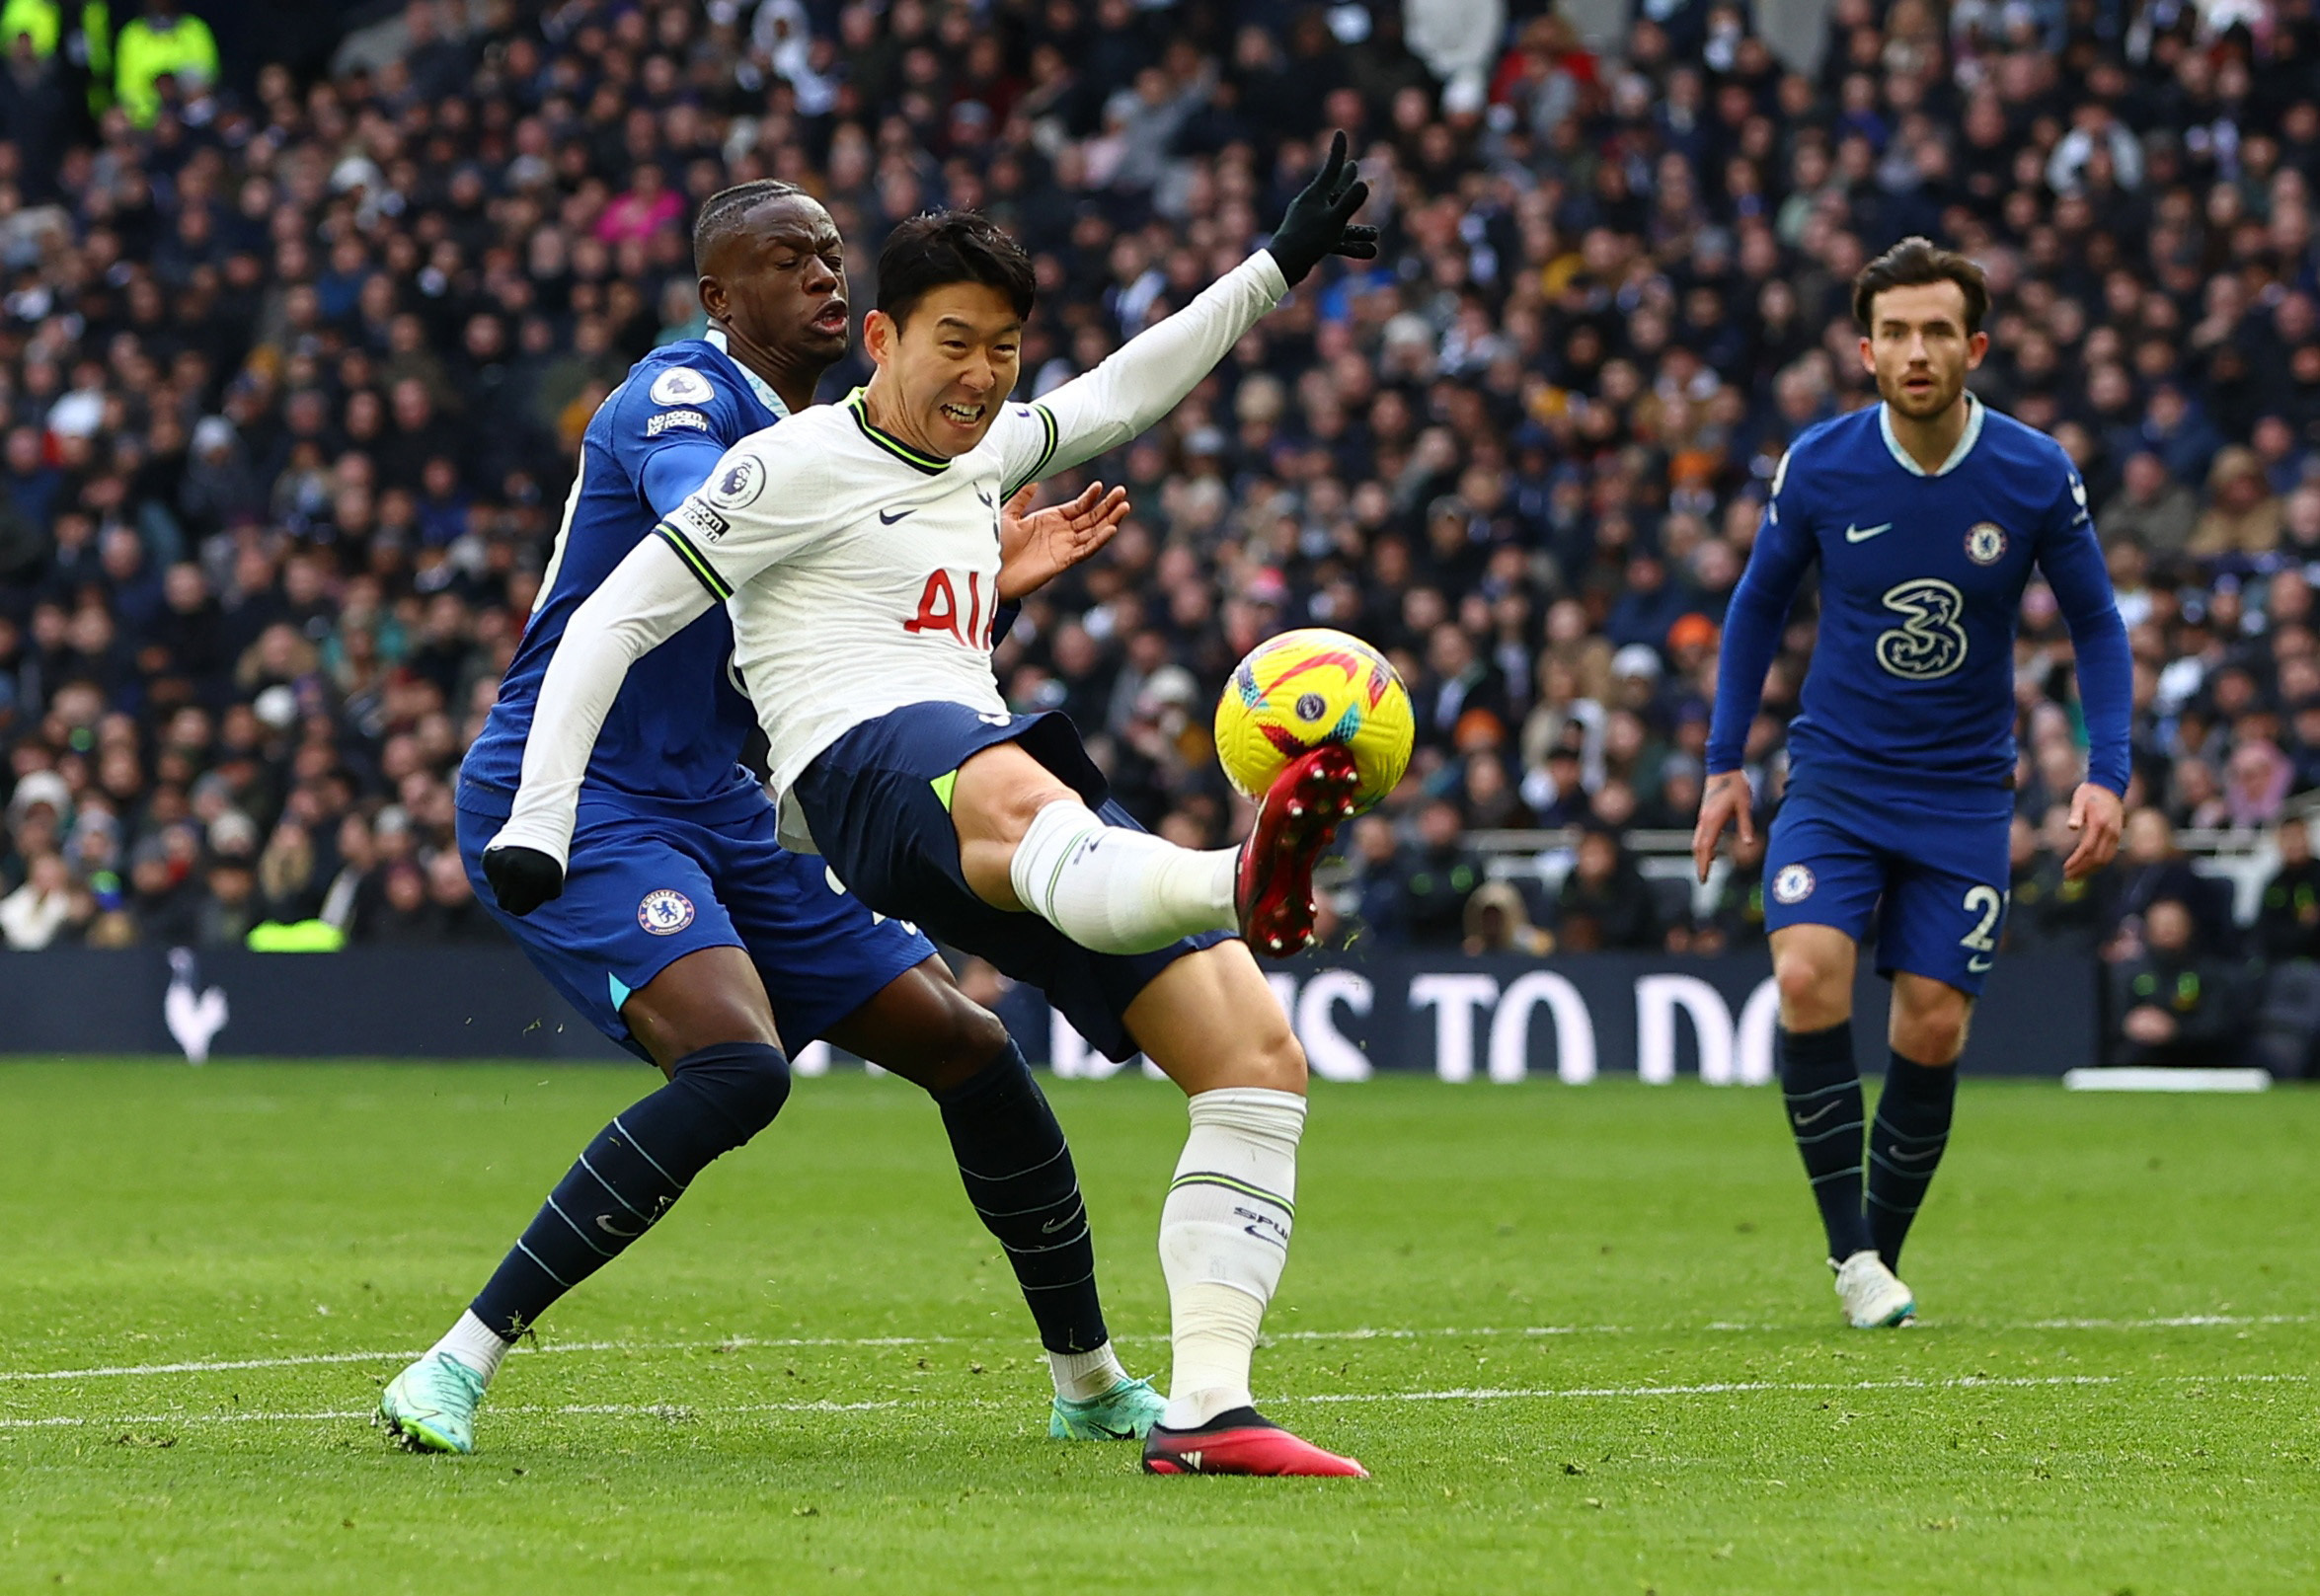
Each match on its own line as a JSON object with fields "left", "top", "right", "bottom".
{"left": 1868, "top": 1051, "right": 1958, "bottom": 1272}
{"left": 935, "top": 1041, "right": 1110, "bottom": 1355}
{"left": 469, "top": 1041, "right": 792, "bottom": 1340}
{"left": 1779, "top": 1022, "right": 1874, "bottom": 1262}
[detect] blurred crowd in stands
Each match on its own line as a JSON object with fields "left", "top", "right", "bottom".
{"left": 1, "top": 0, "right": 2318, "bottom": 1064}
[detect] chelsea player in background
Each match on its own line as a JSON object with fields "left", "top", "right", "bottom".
{"left": 1693, "top": 238, "right": 2131, "bottom": 1330}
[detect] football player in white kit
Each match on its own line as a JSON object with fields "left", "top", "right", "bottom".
{"left": 485, "top": 136, "right": 1379, "bottom": 1477}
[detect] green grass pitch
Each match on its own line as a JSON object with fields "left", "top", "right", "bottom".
{"left": 4, "top": 1060, "right": 2318, "bottom": 1593}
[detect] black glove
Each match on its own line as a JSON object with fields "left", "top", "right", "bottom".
{"left": 483, "top": 844, "right": 567, "bottom": 916}
{"left": 1265, "top": 130, "right": 1380, "bottom": 287}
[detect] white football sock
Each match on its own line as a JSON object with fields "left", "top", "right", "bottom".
{"left": 1157, "top": 1087, "right": 1306, "bottom": 1430}
{"left": 432, "top": 1309, "right": 513, "bottom": 1385}
{"left": 1048, "top": 1340, "right": 1130, "bottom": 1403}
{"left": 1008, "top": 798, "right": 1236, "bottom": 953}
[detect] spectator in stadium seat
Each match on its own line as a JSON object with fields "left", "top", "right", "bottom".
{"left": 1399, "top": 798, "right": 1484, "bottom": 950}
{"left": 2254, "top": 819, "right": 2320, "bottom": 965}
{"left": 2101, "top": 452, "right": 2201, "bottom": 557}
{"left": 0, "top": 851, "right": 82, "bottom": 948}
{"left": 2188, "top": 447, "right": 2283, "bottom": 559}
{"left": 1416, "top": 623, "right": 1509, "bottom": 754}
{"left": 1462, "top": 879, "right": 1554, "bottom": 956}
{"left": 2222, "top": 739, "right": 2293, "bottom": 830}
{"left": 1554, "top": 823, "right": 1661, "bottom": 953}
{"left": 1344, "top": 813, "right": 1408, "bottom": 950}
{"left": 2109, "top": 897, "right": 2248, "bottom": 1069}
{"left": 194, "top": 847, "right": 261, "bottom": 949}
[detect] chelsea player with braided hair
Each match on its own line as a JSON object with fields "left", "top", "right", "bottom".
{"left": 1694, "top": 238, "right": 2130, "bottom": 1330}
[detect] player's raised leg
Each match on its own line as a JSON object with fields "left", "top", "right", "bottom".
{"left": 961, "top": 739, "right": 1358, "bottom": 958}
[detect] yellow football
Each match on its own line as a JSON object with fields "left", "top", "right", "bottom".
{"left": 1213, "top": 627, "right": 1415, "bottom": 813}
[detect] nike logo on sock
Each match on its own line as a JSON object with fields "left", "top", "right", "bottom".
{"left": 595, "top": 1214, "right": 643, "bottom": 1239}
{"left": 1042, "top": 1214, "right": 1077, "bottom": 1233}
{"left": 1791, "top": 1101, "right": 1843, "bottom": 1128}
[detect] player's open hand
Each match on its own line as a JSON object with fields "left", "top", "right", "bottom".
{"left": 996, "top": 481, "right": 1128, "bottom": 601}
{"left": 1692, "top": 770, "right": 1755, "bottom": 884}
{"left": 1267, "top": 130, "right": 1380, "bottom": 287}
{"left": 2062, "top": 781, "right": 2125, "bottom": 880}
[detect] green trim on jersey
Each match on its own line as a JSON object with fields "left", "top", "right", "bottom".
{"left": 1001, "top": 402, "right": 1060, "bottom": 499}
{"left": 655, "top": 522, "right": 734, "bottom": 600}
{"left": 930, "top": 769, "right": 959, "bottom": 810}
{"left": 847, "top": 391, "right": 950, "bottom": 475}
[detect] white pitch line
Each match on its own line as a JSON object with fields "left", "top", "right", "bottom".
{"left": 4, "top": 1373, "right": 2304, "bottom": 1433}
{"left": 0, "top": 1333, "right": 971, "bottom": 1384}
{"left": 0, "top": 1398, "right": 903, "bottom": 1432}
{"left": 6, "top": 1313, "right": 2311, "bottom": 1386}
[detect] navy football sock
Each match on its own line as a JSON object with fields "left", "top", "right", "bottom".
{"left": 469, "top": 1042, "right": 792, "bottom": 1340}
{"left": 936, "top": 1041, "right": 1110, "bottom": 1355}
{"left": 1868, "top": 1052, "right": 1958, "bottom": 1272}
{"left": 1779, "top": 1022, "right": 1874, "bottom": 1262}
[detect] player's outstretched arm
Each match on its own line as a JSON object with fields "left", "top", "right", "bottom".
{"left": 485, "top": 536, "right": 719, "bottom": 909}
{"left": 1001, "top": 132, "right": 1376, "bottom": 493}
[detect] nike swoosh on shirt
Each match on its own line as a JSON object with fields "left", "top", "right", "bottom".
{"left": 1844, "top": 522, "right": 1895, "bottom": 542}
{"left": 1968, "top": 954, "right": 1994, "bottom": 972}
{"left": 879, "top": 507, "right": 914, "bottom": 524}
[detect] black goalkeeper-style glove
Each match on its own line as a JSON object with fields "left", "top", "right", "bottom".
{"left": 483, "top": 844, "right": 567, "bottom": 916}
{"left": 1265, "top": 130, "right": 1380, "bottom": 287}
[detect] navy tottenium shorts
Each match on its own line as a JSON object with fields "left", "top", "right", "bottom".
{"left": 791, "top": 701, "right": 1226, "bottom": 1061}
{"left": 456, "top": 794, "right": 935, "bottom": 1063}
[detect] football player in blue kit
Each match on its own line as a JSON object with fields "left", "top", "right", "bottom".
{"left": 379, "top": 182, "right": 1149, "bottom": 1454}
{"left": 1694, "top": 238, "right": 2130, "bottom": 1329}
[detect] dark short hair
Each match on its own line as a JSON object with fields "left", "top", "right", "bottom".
{"left": 692, "top": 180, "right": 802, "bottom": 273}
{"left": 1852, "top": 237, "right": 1990, "bottom": 336}
{"left": 877, "top": 210, "right": 1036, "bottom": 330}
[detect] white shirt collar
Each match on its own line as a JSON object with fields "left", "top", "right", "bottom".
{"left": 1879, "top": 391, "right": 1984, "bottom": 477}
{"left": 705, "top": 329, "right": 790, "bottom": 420}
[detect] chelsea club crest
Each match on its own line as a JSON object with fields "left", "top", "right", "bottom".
{"left": 1772, "top": 864, "right": 1816, "bottom": 904}
{"left": 1965, "top": 522, "right": 2007, "bottom": 565}
{"left": 638, "top": 889, "right": 696, "bottom": 936}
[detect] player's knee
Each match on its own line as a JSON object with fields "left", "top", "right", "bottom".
{"left": 918, "top": 991, "right": 1014, "bottom": 1094}
{"left": 669, "top": 1040, "right": 794, "bottom": 1147}
{"left": 1895, "top": 992, "right": 1970, "bottom": 1064}
{"left": 1234, "top": 1010, "right": 1308, "bottom": 1095}
{"left": 1774, "top": 949, "right": 1844, "bottom": 1021}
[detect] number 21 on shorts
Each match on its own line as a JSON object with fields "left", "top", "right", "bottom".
{"left": 1960, "top": 884, "right": 2006, "bottom": 974}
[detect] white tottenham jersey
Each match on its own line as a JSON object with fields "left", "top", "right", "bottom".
{"left": 494, "top": 250, "right": 1289, "bottom": 867}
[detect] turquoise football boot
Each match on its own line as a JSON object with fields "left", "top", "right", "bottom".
{"left": 378, "top": 1352, "right": 487, "bottom": 1454}
{"left": 1048, "top": 1375, "right": 1168, "bottom": 1441}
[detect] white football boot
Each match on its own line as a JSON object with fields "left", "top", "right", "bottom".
{"left": 1832, "top": 1250, "right": 1916, "bottom": 1329}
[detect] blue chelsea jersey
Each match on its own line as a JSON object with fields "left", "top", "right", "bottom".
{"left": 458, "top": 338, "right": 787, "bottom": 819}
{"left": 1708, "top": 396, "right": 2131, "bottom": 800}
